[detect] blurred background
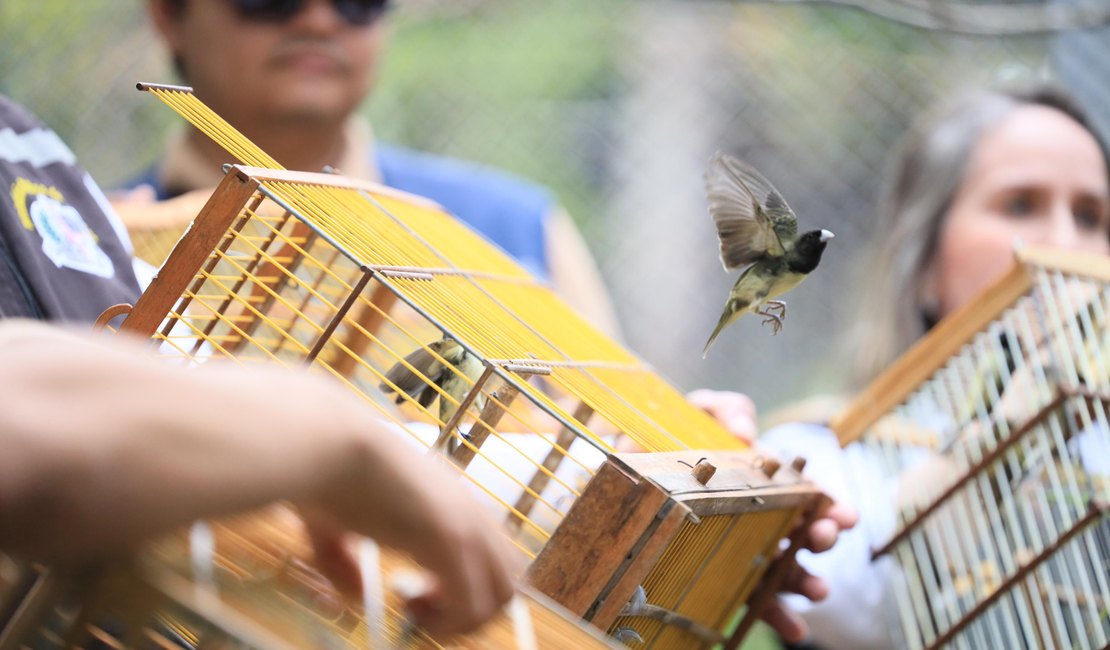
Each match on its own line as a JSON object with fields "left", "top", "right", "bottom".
{"left": 3, "top": 0, "right": 1109, "bottom": 417}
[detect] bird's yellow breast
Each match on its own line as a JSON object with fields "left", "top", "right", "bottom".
{"left": 729, "top": 268, "right": 806, "bottom": 308}
{"left": 765, "top": 271, "right": 806, "bottom": 299}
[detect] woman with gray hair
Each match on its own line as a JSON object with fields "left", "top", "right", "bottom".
{"left": 761, "top": 82, "right": 1110, "bottom": 649}
{"left": 850, "top": 83, "right": 1110, "bottom": 388}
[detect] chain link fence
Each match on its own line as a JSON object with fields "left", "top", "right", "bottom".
{"left": 3, "top": 0, "right": 1109, "bottom": 415}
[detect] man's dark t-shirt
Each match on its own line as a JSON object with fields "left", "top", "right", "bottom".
{"left": 0, "top": 96, "right": 140, "bottom": 321}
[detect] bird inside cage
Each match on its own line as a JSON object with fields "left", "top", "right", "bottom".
{"left": 379, "top": 335, "right": 488, "bottom": 453}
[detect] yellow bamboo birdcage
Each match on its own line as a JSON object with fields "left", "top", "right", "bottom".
{"left": 833, "top": 248, "right": 1110, "bottom": 650}
{"left": 0, "top": 83, "right": 827, "bottom": 650}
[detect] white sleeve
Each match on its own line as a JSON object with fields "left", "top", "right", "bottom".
{"left": 759, "top": 423, "right": 904, "bottom": 650}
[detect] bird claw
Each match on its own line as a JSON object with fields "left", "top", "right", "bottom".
{"left": 761, "top": 315, "right": 784, "bottom": 335}
{"left": 765, "top": 300, "right": 787, "bottom": 318}
{"left": 756, "top": 302, "right": 786, "bottom": 335}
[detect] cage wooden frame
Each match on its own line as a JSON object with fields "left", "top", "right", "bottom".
{"left": 0, "top": 82, "right": 840, "bottom": 649}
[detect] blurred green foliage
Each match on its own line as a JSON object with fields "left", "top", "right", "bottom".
{"left": 0, "top": 0, "right": 1065, "bottom": 408}
{"left": 369, "top": 0, "right": 624, "bottom": 231}
{"left": 0, "top": 2, "right": 173, "bottom": 187}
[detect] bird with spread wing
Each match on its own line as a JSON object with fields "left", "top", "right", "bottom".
{"left": 702, "top": 152, "right": 834, "bottom": 357}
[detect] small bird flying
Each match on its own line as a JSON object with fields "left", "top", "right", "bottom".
{"left": 702, "top": 152, "right": 834, "bottom": 357}
{"left": 379, "top": 336, "right": 487, "bottom": 453}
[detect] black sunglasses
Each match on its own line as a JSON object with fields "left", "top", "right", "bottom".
{"left": 231, "top": 0, "right": 390, "bottom": 26}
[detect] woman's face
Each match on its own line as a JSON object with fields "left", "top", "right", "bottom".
{"left": 925, "top": 105, "right": 1110, "bottom": 318}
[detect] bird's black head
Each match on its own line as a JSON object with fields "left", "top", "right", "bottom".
{"left": 788, "top": 229, "right": 834, "bottom": 274}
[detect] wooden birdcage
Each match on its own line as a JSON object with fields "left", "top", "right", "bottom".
{"left": 0, "top": 83, "right": 827, "bottom": 649}
{"left": 0, "top": 541, "right": 611, "bottom": 650}
{"left": 832, "top": 248, "right": 1110, "bottom": 650}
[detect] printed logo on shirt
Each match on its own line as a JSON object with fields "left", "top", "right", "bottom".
{"left": 9, "top": 177, "right": 115, "bottom": 278}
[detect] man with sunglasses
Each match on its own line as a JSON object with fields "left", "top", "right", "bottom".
{"left": 125, "top": 0, "right": 621, "bottom": 337}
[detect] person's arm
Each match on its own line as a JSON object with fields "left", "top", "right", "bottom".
{"left": 0, "top": 322, "right": 516, "bottom": 636}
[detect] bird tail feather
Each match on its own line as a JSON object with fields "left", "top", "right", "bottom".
{"left": 702, "top": 311, "right": 738, "bottom": 358}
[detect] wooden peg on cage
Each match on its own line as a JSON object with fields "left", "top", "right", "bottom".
{"left": 691, "top": 458, "right": 717, "bottom": 485}
{"left": 755, "top": 456, "right": 782, "bottom": 479}
{"left": 507, "top": 401, "right": 595, "bottom": 531}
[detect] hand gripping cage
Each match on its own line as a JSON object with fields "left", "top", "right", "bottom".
{"left": 0, "top": 83, "right": 826, "bottom": 649}
{"left": 832, "top": 248, "right": 1110, "bottom": 650}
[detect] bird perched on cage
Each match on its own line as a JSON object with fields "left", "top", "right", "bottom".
{"left": 702, "top": 152, "right": 834, "bottom": 357}
{"left": 379, "top": 336, "right": 487, "bottom": 453}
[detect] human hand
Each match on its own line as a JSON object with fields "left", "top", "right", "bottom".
{"left": 0, "top": 322, "right": 517, "bottom": 639}
{"left": 760, "top": 500, "right": 859, "bottom": 643}
{"left": 299, "top": 435, "right": 520, "bottom": 637}
{"left": 684, "top": 388, "right": 860, "bottom": 640}
{"left": 686, "top": 388, "right": 758, "bottom": 444}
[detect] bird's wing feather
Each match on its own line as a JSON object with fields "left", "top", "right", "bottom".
{"left": 380, "top": 340, "right": 449, "bottom": 404}
{"left": 763, "top": 189, "right": 798, "bottom": 246}
{"left": 704, "top": 152, "right": 795, "bottom": 270}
